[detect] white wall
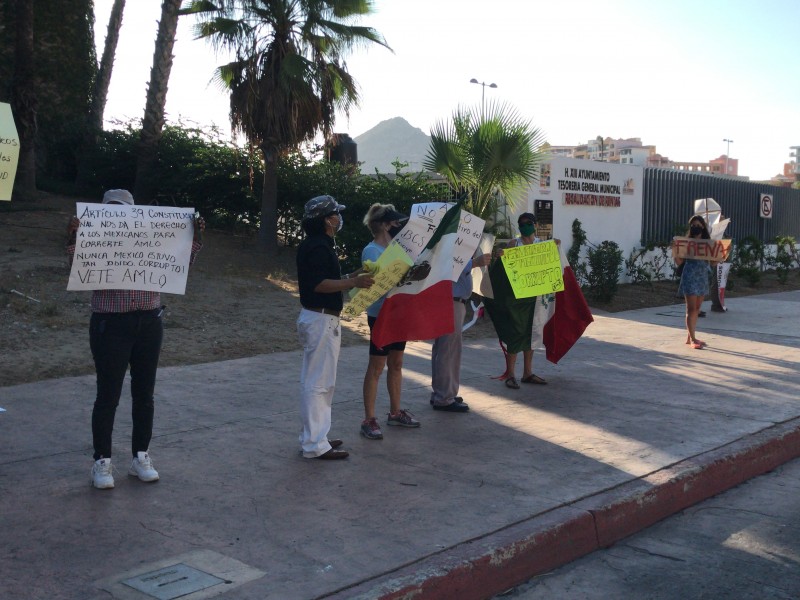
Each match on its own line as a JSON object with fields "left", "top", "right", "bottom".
{"left": 516, "top": 158, "right": 645, "bottom": 278}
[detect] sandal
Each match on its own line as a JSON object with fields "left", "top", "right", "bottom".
{"left": 690, "top": 342, "right": 704, "bottom": 349}
{"left": 521, "top": 374, "right": 547, "bottom": 385}
{"left": 505, "top": 376, "right": 520, "bottom": 389}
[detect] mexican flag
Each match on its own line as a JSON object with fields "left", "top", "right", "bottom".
{"left": 371, "top": 203, "right": 461, "bottom": 348}
{"left": 531, "top": 247, "right": 594, "bottom": 363}
{"left": 484, "top": 245, "right": 593, "bottom": 364}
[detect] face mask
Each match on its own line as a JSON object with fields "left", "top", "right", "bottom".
{"left": 328, "top": 213, "right": 343, "bottom": 233}
{"left": 519, "top": 223, "right": 535, "bottom": 237}
{"left": 388, "top": 223, "right": 404, "bottom": 238}
{"left": 690, "top": 225, "right": 703, "bottom": 236}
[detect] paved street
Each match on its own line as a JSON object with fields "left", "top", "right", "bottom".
{"left": 504, "top": 457, "right": 800, "bottom": 599}
{"left": 1, "top": 291, "right": 799, "bottom": 599}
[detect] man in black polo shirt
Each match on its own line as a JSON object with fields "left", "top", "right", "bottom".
{"left": 296, "top": 195, "right": 373, "bottom": 460}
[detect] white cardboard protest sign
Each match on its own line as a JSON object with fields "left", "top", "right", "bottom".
{"left": 67, "top": 203, "right": 195, "bottom": 294}
{"left": 392, "top": 202, "right": 485, "bottom": 281}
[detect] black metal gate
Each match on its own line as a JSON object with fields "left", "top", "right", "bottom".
{"left": 641, "top": 169, "right": 800, "bottom": 244}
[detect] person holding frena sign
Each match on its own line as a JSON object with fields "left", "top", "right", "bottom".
{"left": 673, "top": 215, "right": 712, "bottom": 349}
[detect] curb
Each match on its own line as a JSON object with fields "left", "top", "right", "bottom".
{"left": 323, "top": 418, "right": 800, "bottom": 600}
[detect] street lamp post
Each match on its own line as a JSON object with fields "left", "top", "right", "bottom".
{"left": 596, "top": 135, "right": 605, "bottom": 161}
{"left": 470, "top": 78, "right": 497, "bottom": 115}
{"left": 723, "top": 138, "right": 734, "bottom": 174}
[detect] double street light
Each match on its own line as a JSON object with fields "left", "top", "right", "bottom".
{"left": 723, "top": 138, "right": 734, "bottom": 174}
{"left": 470, "top": 78, "right": 497, "bottom": 114}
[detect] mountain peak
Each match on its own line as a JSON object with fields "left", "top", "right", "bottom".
{"left": 352, "top": 117, "right": 431, "bottom": 174}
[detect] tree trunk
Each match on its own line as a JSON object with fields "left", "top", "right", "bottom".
{"left": 258, "top": 146, "right": 279, "bottom": 254}
{"left": 89, "top": 0, "right": 125, "bottom": 131}
{"left": 11, "top": 0, "right": 37, "bottom": 202}
{"left": 133, "top": 0, "right": 181, "bottom": 203}
{"left": 76, "top": 0, "right": 125, "bottom": 190}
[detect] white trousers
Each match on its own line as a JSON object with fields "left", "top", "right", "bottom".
{"left": 297, "top": 309, "right": 341, "bottom": 458}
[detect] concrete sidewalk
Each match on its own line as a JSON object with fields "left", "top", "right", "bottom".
{"left": 1, "top": 292, "right": 799, "bottom": 600}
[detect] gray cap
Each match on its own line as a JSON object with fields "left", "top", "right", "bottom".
{"left": 303, "top": 195, "right": 346, "bottom": 219}
{"left": 102, "top": 189, "right": 135, "bottom": 205}
{"left": 373, "top": 207, "right": 408, "bottom": 223}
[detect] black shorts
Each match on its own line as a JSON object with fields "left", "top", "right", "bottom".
{"left": 367, "top": 316, "right": 406, "bottom": 356}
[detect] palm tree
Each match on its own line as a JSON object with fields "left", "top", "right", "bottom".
{"left": 10, "top": 0, "right": 37, "bottom": 201}
{"left": 424, "top": 101, "right": 546, "bottom": 224}
{"left": 77, "top": 0, "right": 126, "bottom": 189}
{"left": 89, "top": 0, "right": 126, "bottom": 132}
{"left": 134, "top": 0, "right": 183, "bottom": 202}
{"left": 182, "top": 0, "right": 389, "bottom": 253}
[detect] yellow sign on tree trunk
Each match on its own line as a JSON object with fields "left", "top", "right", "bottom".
{"left": 0, "top": 103, "right": 20, "bottom": 201}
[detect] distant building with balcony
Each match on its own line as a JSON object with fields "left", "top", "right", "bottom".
{"left": 540, "top": 143, "right": 575, "bottom": 158}
{"left": 767, "top": 161, "right": 798, "bottom": 187}
{"left": 619, "top": 146, "right": 655, "bottom": 166}
{"left": 657, "top": 155, "right": 739, "bottom": 176}
{"left": 545, "top": 135, "right": 740, "bottom": 176}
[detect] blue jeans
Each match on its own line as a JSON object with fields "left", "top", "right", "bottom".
{"left": 89, "top": 309, "right": 163, "bottom": 460}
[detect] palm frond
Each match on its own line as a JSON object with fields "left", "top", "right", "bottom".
{"left": 424, "top": 100, "right": 548, "bottom": 220}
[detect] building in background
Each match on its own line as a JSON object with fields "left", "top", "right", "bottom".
{"left": 547, "top": 136, "right": 740, "bottom": 176}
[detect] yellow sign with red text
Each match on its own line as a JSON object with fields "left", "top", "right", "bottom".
{"left": 0, "top": 103, "right": 20, "bottom": 201}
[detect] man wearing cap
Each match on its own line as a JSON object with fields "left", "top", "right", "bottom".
{"left": 66, "top": 189, "right": 204, "bottom": 489}
{"left": 296, "top": 195, "right": 374, "bottom": 459}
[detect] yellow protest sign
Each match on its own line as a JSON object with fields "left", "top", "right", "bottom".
{"left": 342, "top": 242, "right": 413, "bottom": 319}
{"left": 501, "top": 240, "right": 564, "bottom": 299}
{"left": 0, "top": 103, "right": 20, "bottom": 201}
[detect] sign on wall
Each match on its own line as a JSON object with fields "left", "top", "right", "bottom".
{"left": 527, "top": 158, "right": 645, "bottom": 276}
{"left": 759, "top": 193, "right": 773, "bottom": 219}
{"left": 67, "top": 202, "right": 196, "bottom": 294}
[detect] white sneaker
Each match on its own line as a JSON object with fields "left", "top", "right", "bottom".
{"left": 91, "top": 458, "right": 114, "bottom": 489}
{"left": 128, "top": 451, "right": 159, "bottom": 482}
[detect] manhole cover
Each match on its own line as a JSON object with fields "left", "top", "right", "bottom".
{"left": 121, "top": 563, "right": 225, "bottom": 600}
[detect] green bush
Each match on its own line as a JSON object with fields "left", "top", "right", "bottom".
{"left": 625, "top": 242, "right": 671, "bottom": 287}
{"left": 586, "top": 241, "right": 623, "bottom": 303}
{"left": 45, "top": 120, "right": 454, "bottom": 270}
{"left": 66, "top": 119, "right": 263, "bottom": 233}
{"left": 768, "top": 235, "right": 797, "bottom": 284}
{"left": 732, "top": 236, "right": 765, "bottom": 287}
{"left": 568, "top": 219, "right": 588, "bottom": 286}
{"left": 277, "top": 157, "right": 447, "bottom": 270}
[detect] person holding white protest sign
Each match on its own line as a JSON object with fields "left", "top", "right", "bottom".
{"left": 673, "top": 215, "right": 712, "bottom": 350}
{"left": 66, "top": 189, "right": 204, "bottom": 489}
{"left": 359, "top": 203, "right": 420, "bottom": 439}
{"left": 296, "top": 195, "right": 373, "bottom": 460}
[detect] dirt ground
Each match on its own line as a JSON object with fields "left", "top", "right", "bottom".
{"left": 2, "top": 193, "right": 798, "bottom": 387}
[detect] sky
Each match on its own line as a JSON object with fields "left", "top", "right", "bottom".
{"left": 94, "top": 0, "right": 799, "bottom": 180}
